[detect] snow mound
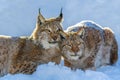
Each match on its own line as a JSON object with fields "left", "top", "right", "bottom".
{"left": 66, "top": 20, "right": 103, "bottom": 32}
{"left": 0, "top": 62, "right": 120, "bottom": 80}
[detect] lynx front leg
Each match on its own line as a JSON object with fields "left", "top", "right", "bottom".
{"left": 64, "top": 59, "right": 73, "bottom": 69}
{"left": 51, "top": 56, "right": 61, "bottom": 64}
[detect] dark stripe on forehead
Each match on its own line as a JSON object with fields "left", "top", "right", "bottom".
{"left": 51, "top": 22, "right": 62, "bottom": 30}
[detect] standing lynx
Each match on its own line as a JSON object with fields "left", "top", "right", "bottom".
{"left": 60, "top": 21, "right": 118, "bottom": 70}
{"left": 0, "top": 9, "right": 63, "bottom": 76}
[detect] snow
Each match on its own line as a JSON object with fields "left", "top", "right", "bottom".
{"left": 0, "top": 62, "right": 120, "bottom": 80}
{"left": 66, "top": 20, "right": 103, "bottom": 32}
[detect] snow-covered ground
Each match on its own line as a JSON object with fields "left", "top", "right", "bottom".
{"left": 0, "top": 60, "right": 120, "bottom": 80}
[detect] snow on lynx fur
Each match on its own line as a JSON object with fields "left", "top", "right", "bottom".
{"left": 60, "top": 21, "right": 118, "bottom": 70}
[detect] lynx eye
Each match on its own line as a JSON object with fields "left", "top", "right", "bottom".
{"left": 62, "top": 44, "right": 71, "bottom": 48}
{"left": 57, "top": 28, "right": 61, "bottom": 32}
{"left": 62, "top": 45, "right": 66, "bottom": 48}
{"left": 47, "top": 29, "right": 51, "bottom": 32}
{"left": 66, "top": 45, "right": 72, "bottom": 48}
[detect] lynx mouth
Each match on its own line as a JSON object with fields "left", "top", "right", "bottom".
{"left": 70, "top": 55, "right": 82, "bottom": 60}
{"left": 70, "top": 53, "right": 78, "bottom": 56}
{"left": 69, "top": 55, "right": 79, "bottom": 60}
{"left": 71, "top": 55, "right": 77, "bottom": 56}
{"left": 48, "top": 41, "right": 58, "bottom": 44}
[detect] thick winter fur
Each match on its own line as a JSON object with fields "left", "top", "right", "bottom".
{"left": 0, "top": 11, "right": 63, "bottom": 76}
{"left": 103, "top": 28, "right": 118, "bottom": 65}
{"left": 0, "top": 36, "right": 43, "bottom": 76}
{"left": 30, "top": 11, "right": 63, "bottom": 65}
{"left": 60, "top": 25, "right": 118, "bottom": 70}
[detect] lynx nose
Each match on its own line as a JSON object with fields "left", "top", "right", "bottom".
{"left": 53, "top": 36, "right": 57, "bottom": 41}
{"left": 72, "top": 46, "right": 79, "bottom": 53}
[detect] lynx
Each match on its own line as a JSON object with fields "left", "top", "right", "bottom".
{"left": 30, "top": 8, "right": 63, "bottom": 64}
{"left": 60, "top": 21, "right": 118, "bottom": 70}
{"left": 0, "top": 9, "right": 63, "bottom": 76}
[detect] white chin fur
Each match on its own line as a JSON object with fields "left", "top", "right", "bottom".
{"left": 70, "top": 56, "right": 79, "bottom": 60}
{"left": 66, "top": 51, "right": 82, "bottom": 60}
{"left": 41, "top": 40, "right": 58, "bottom": 49}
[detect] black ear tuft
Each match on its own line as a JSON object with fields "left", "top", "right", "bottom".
{"left": 37, "top": 8, "right": 45, "bottom": 24}
{"left": 39, "top": 8, "right": 41, "bottom": 14}
{"left": 56, "top": 8, "right": 63, "bottom": 22}
{"left": 60, "top": 8, "right": 63, "bottom": 18}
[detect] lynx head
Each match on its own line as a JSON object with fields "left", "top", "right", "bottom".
{"left": 60, "top": 28, "right": 85, "bottom": 60}
{"left": 31, "top": 8, "right": 63, "bottom": 49}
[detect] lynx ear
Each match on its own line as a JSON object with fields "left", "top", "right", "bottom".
{"left": 59, "top": 31, "right": 68, "bottom": 40}
{"left": 38, "top": 8, "right": 45, "bottom": 24}
{"left": 77, "top": 28, "right": 85, "bottom": 39}
{"left": 56, "top": 8, "right": 63, "bottom": 22}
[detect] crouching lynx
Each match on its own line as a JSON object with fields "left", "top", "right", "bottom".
{"left": 0, "top": 9, "right": 63, "bottom": 76}
{"left": 60, "top": 21, "right": 118, "bottom": 70}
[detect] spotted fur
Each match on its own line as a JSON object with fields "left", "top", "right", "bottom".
{"left": 0, "top": 9, "right": 63, "bottom": 76}
{"left": 60, "top": 23, "right": 118, "bottom": 70}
